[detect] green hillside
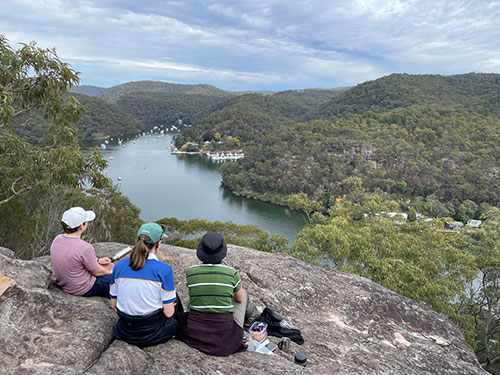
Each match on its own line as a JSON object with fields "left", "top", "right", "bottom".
{"left": 71, "top": 93, "right": 144, "bottom": 140}
{"left": 13, "top": 93, "right": 143, "bottom": 143}
{"left": 223, "top": 105, "right": 500, "bottom": 208}
{"left": 273, "top": 87, "right": 348, "bottom": 103}
{"left": 212, "top": 74, "right": 500, "bottom": 216}
{"left": 69, "top": 85, "right": 107, "bottom": 96}
{"left": 311, "top": 73, "right": 500, "bottom": 119}
{"left": 176, "top": 88, "right": 348, "bottom": 147}
{"left": 97, "top": 80, "right": 238, "bottom": 102}
{"left": 115, "top": 91, "right": 232, "bottom": 128}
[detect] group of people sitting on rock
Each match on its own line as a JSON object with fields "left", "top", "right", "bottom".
{"left": 50, "top": 206, "right": 259, "bottom": 355}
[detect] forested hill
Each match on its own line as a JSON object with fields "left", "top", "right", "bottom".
{"left": 69, "top": 85, "right": 107, "bottom": 96}
{"left": 115, "top": 92, "right": 232, "bottom": 129}
{"left": 311, "top": 73, "right": 500, "bottom": 120}
{"left": 97, "top": 80, "right": 237, "bottom": 102}
{"left": 175, "top": 88, "right": 348, "bottom": 146}
{"left": 272, "top": 87, "right": 349, "bottom": 103}
{"left": 71, "top": 94, "right": 144, "bottom": 140}
{"left": 206, "top": 73, "right": 500, "bottom": 217}
{"left": 13, "top": 93, "right": 143, "bottom": 143}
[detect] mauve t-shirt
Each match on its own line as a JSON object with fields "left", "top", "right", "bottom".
{"left": 50, "top": 234, "right": 98, "bottom": 295}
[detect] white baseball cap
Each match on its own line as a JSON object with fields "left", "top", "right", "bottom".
{"left": 61, "top": 207, "right": 96, "bottom": 229}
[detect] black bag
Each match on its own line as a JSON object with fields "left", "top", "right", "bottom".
{"left": 255, "top": 306, "right": 304, "bottom": 345}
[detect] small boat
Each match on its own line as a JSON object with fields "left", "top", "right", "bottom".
{"left": 109, "top": 156, "right": 115, "bottom": 160}
{"left": 117, "top": 176, "right": 122, "bottom": 181}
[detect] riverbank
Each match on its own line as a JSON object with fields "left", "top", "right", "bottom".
{"left": 170, "top": 148, "right": 243, "bottom": 155}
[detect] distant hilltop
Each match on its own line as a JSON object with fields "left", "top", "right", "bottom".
{"left": 70, "top": 80, "right": 350, "bottom": 102}
{"left": 96, "top": 80, "right": 239, "bottom": 102}
{"left": 69, "top": 85, "right": 107, "bottom": 96}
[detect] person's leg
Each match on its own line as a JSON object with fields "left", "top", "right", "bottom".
{"left": 232, "top": 289, "right": 248, "bottom": 328}
{"left": 82, "top": 274, "right": 112, "bottom": 297}
{"left": 244, "top": 297, "right": 260, "bottom": 326}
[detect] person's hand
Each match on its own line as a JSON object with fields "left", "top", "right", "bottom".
{"left": 98, "top": 257, "right": 112, "bottom": 266}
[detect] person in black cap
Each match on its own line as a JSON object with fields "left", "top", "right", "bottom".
{"left": 176, "top": 232, "right": 258, "bottom": 356}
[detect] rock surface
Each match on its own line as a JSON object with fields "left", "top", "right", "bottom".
{"left": 0, "top": 242, "right": 488, "bottom": 375}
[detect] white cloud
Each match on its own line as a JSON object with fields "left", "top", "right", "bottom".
{"left": 1, "top": 0, "right": 500, "bottom": 90}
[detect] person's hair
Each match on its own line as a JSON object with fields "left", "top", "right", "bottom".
{"left": 61, "top": 221, "right": 79, "bottom": 234}
{"left": 129, "top": 234, "right": 157, "bottom": 270}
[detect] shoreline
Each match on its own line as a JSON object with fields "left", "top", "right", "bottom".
{"left": 170, "top": 149, "right": 243, "bottom": 155}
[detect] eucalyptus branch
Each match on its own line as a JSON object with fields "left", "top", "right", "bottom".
{"left": 0, "top": 179, "right": 42, "bottom": 205}
{"left": 13, "top": 108, "right": 30, "bottom": 117}
{"left": 489, "top": 355, "right": 500, "bottom": 365}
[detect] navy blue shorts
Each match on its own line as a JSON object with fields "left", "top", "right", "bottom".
{"left": 83, "top": 274, "right": 113, "bottom": 298}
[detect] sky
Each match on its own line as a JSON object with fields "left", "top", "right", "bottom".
{"left": 2, "top": 0, "right": 500, "bottom": 91}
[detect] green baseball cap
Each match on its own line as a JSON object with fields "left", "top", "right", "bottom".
{"left": 137, "top": 223, "right": 168, "bottom": 244}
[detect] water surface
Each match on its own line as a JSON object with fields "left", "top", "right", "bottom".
{"left": 102, "top": 134, "right": 306, "bottom": 243}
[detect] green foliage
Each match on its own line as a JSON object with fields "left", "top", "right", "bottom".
{"left": 13, "top": 93, "right": 144, "bottom": 143}
{"left": 454, "top": 210, "right": 500, "bottom": 372}
{"left": 312, "top": 73, "right": 500, "bottom": 120}
{"left": 115, "top": 91, "right": 231, "bottom": 130}
{"left": 178, "top": 89, "right": 346, "bottom": 148}
{"left": 97, "top": 80, "right": 236, "bottom": 102}
{"left": 292, "top": 198, "right": 476, "bottom": 316}
{"left": 0, "top": 37, "right": 142, "bottom": 259}
{"left": 0, "top": 36, "right": 110, "bottom": 206}
{"left": 292, "top": 196, "right": 500, "bottom": 373}
{"left": 221, "top": 104, "right": 500, "bottom": 212}
{"left": 458, "top": 200, "right": 479, "bottom": 222}
{"left": 157, "top": 217, "right": 288, "bottom": 253}
{"left": 0, "top": 185, "right": 141, "bottom": 259}
{"left": 287, "top": 193, "right": 322, "bottom": 222}
{"left": 408, "top": 207, "right": 417, "bottom": 222}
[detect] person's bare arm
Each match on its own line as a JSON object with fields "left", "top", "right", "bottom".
{"left": 163, "top": 302, "right": 175, "bottom": 318}
{"left": 234, "top": 287, "right": 245, "bottom": 303}
{"left": 90, "top": 263, "right": 113, "bottom": 276}
{"left": 110, "top": 298, "right": 117, "bottom": 309}
{"left": 99, "top": 257, "right": 112, "bottom": 266}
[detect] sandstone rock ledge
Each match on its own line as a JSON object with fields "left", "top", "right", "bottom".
{"left": 0, "top": 243, "right": 487, "bottom": 375}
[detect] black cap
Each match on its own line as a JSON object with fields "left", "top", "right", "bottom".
{"left": 294, "top": 352, "right": 307, "bottom": 367}
{"left": 196, "top": 232, "right": 227, "bottom": 263}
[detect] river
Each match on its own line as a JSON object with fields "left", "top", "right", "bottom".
{"left": 101, "top": 133, "right": 306, "bottom": 244}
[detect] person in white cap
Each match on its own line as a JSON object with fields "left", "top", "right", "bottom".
{"left": 50, "top": 207, "right": 114, "bottom": 297}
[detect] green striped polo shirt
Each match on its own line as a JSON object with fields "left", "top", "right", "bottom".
{"left": 186, "top": 264, "right": 242, "bottom": 313}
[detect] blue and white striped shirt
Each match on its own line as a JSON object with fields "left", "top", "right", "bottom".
{"left": 110, "top": 253, "right": 176, "bottom": 316}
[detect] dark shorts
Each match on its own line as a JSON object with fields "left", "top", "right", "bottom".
{"left": 83, "top": 274, "right": 112, "bottom": 298}
{"left": 114, "top": 308, "right": 178, "bottom": 347}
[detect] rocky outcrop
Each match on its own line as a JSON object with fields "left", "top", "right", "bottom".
{"left": 0, "top": 242, "right": 487, "bottom": 375}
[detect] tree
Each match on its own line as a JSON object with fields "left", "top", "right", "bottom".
{"left": 458, "top": 199, "right": 478, "bottom": 222}
{"left": 0, "top": 36, "right": 109, "bottom": 206}
{"left": 455, "top": 207, "right": 500, "bottom": 373}
{"left": 292, "top": 198, "right": 476, "bottom": 316}
{"left": 287, "top": 192, "right": 322, "bottom": 222}
{"left": 408, "top": 207, "right": 417, "bottom": 222}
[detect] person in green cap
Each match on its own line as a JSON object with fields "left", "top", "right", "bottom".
{"left": 109, "top": 222, "right": 178, "bottom": 347}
